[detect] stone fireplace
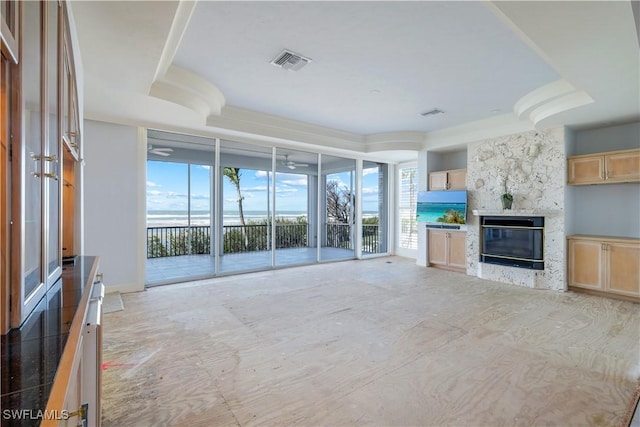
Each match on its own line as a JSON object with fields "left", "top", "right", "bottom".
{"left": 466, "top": 128, "right": 566, "bottom": 291}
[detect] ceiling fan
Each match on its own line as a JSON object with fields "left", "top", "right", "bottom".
{"left": 148, "top": 144, "right": 173, "bottom": 157}
{"left": 282, "top": 154, "right": 308, "bottom": 170}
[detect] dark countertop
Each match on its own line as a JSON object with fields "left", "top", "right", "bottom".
{"left": 1, "top": 256, "right": 98, "bottom": 427}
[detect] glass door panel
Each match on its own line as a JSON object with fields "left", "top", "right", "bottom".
{"left": 20, "top": 0, "right": 45, "bottom": 320}
{"left": 361, "top": 161, "right": 388, "bottom": 255}
{"left": 274, "top": 148, "right": 316, "bottom": 267}
{"left": 188, "top": 162, "right": 213, "bottom": 277}
{"left": 219, "top": 140, "right": 272, "bottom": 274}
{"left": 45, "top": 0, "right": 62, "bottom": 286}
{"left": 145, "top": 130, "right": 217, "bottom": 285}
{"left": 320, "top": 155, "right": 355, "bottom": 261}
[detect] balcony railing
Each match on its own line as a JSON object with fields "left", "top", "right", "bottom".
{"left": 147, "top": 222, "right": 380, "bottom": 258}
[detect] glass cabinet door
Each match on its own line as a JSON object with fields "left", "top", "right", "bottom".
{"left": 16, "top": 0, "right": 45, "bottom": 325}
{"left": 45, "top": 0, "right": 62, "bottom": 286}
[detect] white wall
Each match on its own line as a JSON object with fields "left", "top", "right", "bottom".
{"left": 83, "top": 120, "right": 145, "bottom": 292}
{"left": 569, "top": 121, "right": 640, "bottom": 238}
{"left": 571, "top": 121, "right": 640, "bottom": 155}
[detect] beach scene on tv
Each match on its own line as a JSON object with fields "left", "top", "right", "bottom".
{"left": 416, "top": 190, "right": 467, "bottom": 224}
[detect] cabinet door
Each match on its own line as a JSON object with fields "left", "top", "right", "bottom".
{"left": 605, "top": 150, "right": 640, "bottom": 183}
{"left": 428, "top": 230, "right": 447, "bottom": 266}
{"left": 428, "top": 171, "right": 447, "bottom": 190}
{"left": 447, "top": 232, "right": 466, "bottom": 270}
{"left": 605, "top": 242, "right": 640, "bottom": 297}
{"left": 447, "top": 169, "right": 467, "bottom": 190}
{"left": 567, "top": 239, "right": 604, "bottom": 290}
{"left": 567, "top": 156, "right": 605, "bottom": 185}
{"left": 12, "top": 0, "right": 46, "bottom": 326}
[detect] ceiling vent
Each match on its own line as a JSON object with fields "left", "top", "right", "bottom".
{"left": 270, "top": 49, "right": 312, "bottom": 71}
{"left": 420, "top": 108, "right": 445, "bottom": 117}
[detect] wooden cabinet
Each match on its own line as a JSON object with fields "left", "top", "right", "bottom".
{"left": 429, "top": 168, "right": 467, "bottom": 190}
{"left": 568, "top": 235, "right": 640, "bottom": 299}
{"left": 568, "top": 148, "right": 640, "bottom": 185}
{"left": 428, "top": 229, "right": 466, "bottom": 273}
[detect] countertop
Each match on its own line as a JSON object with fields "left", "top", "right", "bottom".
{"left": 1, "top": 256, "right": 98, "bottom": 427}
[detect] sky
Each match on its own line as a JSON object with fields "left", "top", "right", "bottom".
{"left": 146, "top": 161, "right": 383, "bottom": 214}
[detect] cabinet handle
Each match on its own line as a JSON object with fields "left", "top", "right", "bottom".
{"left": 67, "top": 403, "right": 88, "bottom": 424}
{"left": 605, "top": 170, "right": 609, "bottom": 180}
{"left": 30, "top": 152, "right": 41, "bottom": 178}
{"left": 43, "top": 172, "right": 58, "bottom": 180}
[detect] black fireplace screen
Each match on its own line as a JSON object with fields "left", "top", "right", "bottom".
{"left": 480, "top": 216, "right": 544, "bottom": 270}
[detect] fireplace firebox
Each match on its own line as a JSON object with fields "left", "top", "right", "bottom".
{"left": 480, "top": 216, "right": 544, "bottom": 270}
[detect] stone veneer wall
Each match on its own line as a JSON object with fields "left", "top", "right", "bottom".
{"left": 466, "top": 128, "right": 566, "bottom": 290}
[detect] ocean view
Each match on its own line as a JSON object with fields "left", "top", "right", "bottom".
{"left": 147, "top": 210, "right": 379, "bottom": 226}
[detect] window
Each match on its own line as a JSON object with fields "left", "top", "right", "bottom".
{"left": 398, "top": 164, "right": 418, "bottom": 250}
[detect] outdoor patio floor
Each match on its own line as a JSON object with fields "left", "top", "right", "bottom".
{"left": 146, "top": 247, "right": 357, "bottom": 286}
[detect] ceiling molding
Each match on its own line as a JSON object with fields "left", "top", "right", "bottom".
{"left": 152, "top": 0, "right": 198, "bottom": 83}
{"left": 207, "top": 106, "right": 367, "bottom": 152}
{"left": 515, "top": 79, "right": 594, "bottom": 125}
{"left": 423, "top": 113, "right": 535, "bottom": 151}
{"left": 150, "top": 64, "right": 226, "bottom": 120}
{"left": 364, "top": 132, "right": 425, "bottom": 152}
{"left": 529, "top": 91, "right": 594, "bottom": 127}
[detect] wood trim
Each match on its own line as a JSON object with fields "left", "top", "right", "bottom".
{"left": 42, "top": 257, "right": 100, "bottom": 427}
{"left": 567, "top": 147, "right": 640, "bottom": 160}
{"left": 9, "top": 0, "right": 23, "bottom": 327}
{"left": 1, "top": 55, "right": 9, "bottom": 333}
{"left": 1, "top": 17, "right": 18, "bottom": 63}
{"left": 567, "top": 235, "right": 640, "bottom": 245}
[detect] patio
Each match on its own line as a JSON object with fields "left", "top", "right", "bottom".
{"left": 146, "top": 247, "right": 356, "bottom": 286}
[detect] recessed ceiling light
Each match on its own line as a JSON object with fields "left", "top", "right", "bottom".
{"left": 370, "top": 89, "right": 381, "bottom": 94}
{"left": 491, "top": 109, "right": 502, "bottom": 113}
{"left": 420, "top": 108, "right": 445, "bottom": 117}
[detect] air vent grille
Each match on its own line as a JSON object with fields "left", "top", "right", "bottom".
{"left": 270, "top": 49, "right": 312, "bottom": 71}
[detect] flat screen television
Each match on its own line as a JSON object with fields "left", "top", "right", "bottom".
{"left": 416, "top": 190, "right": 467, "bottom": 225}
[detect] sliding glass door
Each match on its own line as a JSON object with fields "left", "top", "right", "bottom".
{"left": 219, "top": 140, "right": 272, "bottom": 274}
{"left": 320, "top": 155, "right": 356, "bottom": 261}
{"left": 274, "top": 148, "right": 317, "bottom": 267}
{"left": 145, "top": 130, "right": 391, "bottom": 285}
{"left": 361, "top": 161, "right": 388, "bottom": 256}
{"left": 145, "top": 130, "right": 215, "bottom": 286}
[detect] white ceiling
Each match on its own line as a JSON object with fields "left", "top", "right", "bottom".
{"left": 71, "top": 1, "right": 640, "bottom": 161}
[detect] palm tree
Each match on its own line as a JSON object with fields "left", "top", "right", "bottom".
{"left": 223, "top": 167, "right": 248, "bottom": 249}
{"left": 437, "top": 209, "right": 465, "bottom": 224}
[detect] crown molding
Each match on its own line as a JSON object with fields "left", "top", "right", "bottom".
{"left": 207, "top": 106, "right": 367, "bottom": 152}
{"left": 423, "top": 112, "right": 535, "bottom": 150}
{"left": 364, "top": 132, "right": 425, "bottom": 152}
